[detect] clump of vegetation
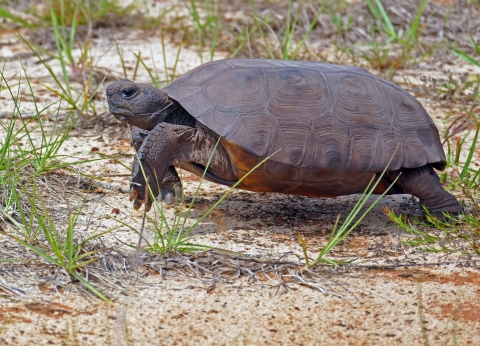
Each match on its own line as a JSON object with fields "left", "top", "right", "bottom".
{"left": 0, "top": 65, "right": 113, "bottom": 300}
{"left": 0, "top": 0, "right": 141, "bottom": 29}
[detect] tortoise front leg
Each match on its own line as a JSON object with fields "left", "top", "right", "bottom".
{"left": 130, "top": 126, "right": 182, "bottom": 207}
{"left": 130, "top": 122, "right": 236, "bottom": 211}
{"left": 386, "top": 165, "right": 463, "bottom": 219}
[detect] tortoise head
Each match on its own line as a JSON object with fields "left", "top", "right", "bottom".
{"left": 106, "top": 79, "right": 170, "bottom": 130}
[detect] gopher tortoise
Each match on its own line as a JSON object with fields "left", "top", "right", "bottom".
{"left": 106, "top": 58, "right": 463, "bottom": 218}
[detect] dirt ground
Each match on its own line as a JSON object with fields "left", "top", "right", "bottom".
{"left": 0, "top": 1, "right": 480, "bottom": 345}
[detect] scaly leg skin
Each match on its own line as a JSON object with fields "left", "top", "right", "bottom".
{"left": 131, "top": 126, "right": 149, "bottom": 150}
{"left": 386, "top": 165, "right": 463, "bottom": 221}
{"left": 130, "top": 126, "right": 182, "bottom": 208}
{"left": 130, "top": 122, "right": 236, "bottom": 212}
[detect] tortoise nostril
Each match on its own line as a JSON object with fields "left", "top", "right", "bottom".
{"left": 122, "top": 88, "right": 137, "bottom": 98}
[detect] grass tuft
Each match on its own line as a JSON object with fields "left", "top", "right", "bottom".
{"left": 0, "top": 46, "right": 110, "bottom": 301}
{"left": 308, "top": 155, "right": 399, "bottom": 266}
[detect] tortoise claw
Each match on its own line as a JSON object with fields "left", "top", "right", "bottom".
{"left": 133, "top": 198, "right": 142, "bottom": 210}
{"left": 145, "top": 202, "right": 152, "bottom": 212}
{"left": 163, "top": 191, "right": 175, "bottom": 205}
{"left": 162, "top": 184, "right": 182, "bottom": 205}
{"left": 129, "top": 188, "right": 138, "bottom": 202}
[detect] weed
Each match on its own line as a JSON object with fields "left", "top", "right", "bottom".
{"left": 366, "top": 0, "right": 428, "bottom": 47}
{"left": 133, "top": 29, "right": 184, "bottom": 87}
{"left": 383, "top": 206, "right": 479, "bottom": 254}
{"left": 18, "top": 0, "right": 98, "bottom": 111}
{"left": 0, "top": 5, "right": 35, "bottom": 29}
{"left": 8, "top": 0, "right": 140, "bottom": 28}
{"left": 185, "top": 0, "right": 221, "bottom": 63}
{"left": 354, "top": 0, "right": 434, "bottom": 77}
{"left": 305, "top": 155, "right": 399, "bottom": 266}
{"left": 389, "top": 129, "right": 480, "bottom": 253}
{"left": 4, "top": 189, "right": 116, "bottom": 303}
{"left": 451, "top": 35, "right": 480, "bottom": 68}
{"left": 245, "top": 0, "right": 324, "bottom": 60}
{"left": 118, "top": 140, "right": 272, "bottom": 256}
{"left": 0, "top": 59, "right": 111, "bottom": 301}
{"left": 0, "top": 70, "right": 84, "bottom": 180}
{"left": 435, "top": 74, "right": 480, "bottom": 107}
{"left": 360, "top": 42, "right": 416, "bottom": 78}
{"left": 443, "top": 113, "right": 479, "bottom": 214}
{"left": 327, "top": 0, "right": 354, "bottom": 36}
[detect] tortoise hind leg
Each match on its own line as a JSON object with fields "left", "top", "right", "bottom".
{"left": 386, "top": 165, "right": 463, "bottom": 219}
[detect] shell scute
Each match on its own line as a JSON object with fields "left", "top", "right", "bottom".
{"left": 227, "top": 112, "right": 276, "bottom": 157}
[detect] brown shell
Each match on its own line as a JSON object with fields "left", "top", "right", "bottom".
{"left": 163, "top": 59, "right": 445, "bottom": 192}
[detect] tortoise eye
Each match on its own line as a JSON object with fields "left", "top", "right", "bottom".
{"left": 122, "top": 88, "right": 136, "bottom": 98}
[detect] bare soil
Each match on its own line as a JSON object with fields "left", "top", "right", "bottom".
{"left": 0, "top": 1, "right": 479, "bottom": 345}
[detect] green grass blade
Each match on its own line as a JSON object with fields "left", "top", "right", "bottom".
{"left": 470, "top": 34, "right": 480, "bottom": 55}
{"left": 0, "top": 6, "right": 35, "bottom": 28}
{"left": 313, "top": 147, "right": 400, "bottom": 264}
{"left": 460, "top": 125, "right": 479, "bottom": 179}
{"left": 451, "top": 49, "right": 480, "bottom": 67}
{"left": 290, "top": 4, "right": 324, "bottom": 60}
{"left": 134, "top": 52, "right": 160, "bottom": 88}
{"left": 371, "top": 0, "right": 396, "bottom": 38}
{"left": 406, "top": 0, "right": 428, "bottom": 44}
{"left": 49, "top": 0, "right": 72, "bottom": 101}
{"left": 186, "top": 154, "right": 272, "bottom": 235}
{"left": 248, "top": 0, "right": 275, "bottom": 59}
{"left": 70, "top": 271, "right": 113, "bottom": 304}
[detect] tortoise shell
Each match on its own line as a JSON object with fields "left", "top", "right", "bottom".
{"left": 162, "top": 59, "right": 446, "bottom": 196}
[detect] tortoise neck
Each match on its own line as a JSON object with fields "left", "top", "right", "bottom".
{"left": 163, "top": 98, "right": 196, "bottom": 128}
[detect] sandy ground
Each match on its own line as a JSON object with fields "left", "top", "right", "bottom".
{"left": 1, "top": 1, "right": 480, "bottom": 345}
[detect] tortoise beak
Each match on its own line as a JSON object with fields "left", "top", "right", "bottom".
{"left": 108, "top": 105, "right": 134, "bottom": 122}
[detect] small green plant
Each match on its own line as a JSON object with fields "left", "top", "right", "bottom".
{"left": 34, "top": 0, "right": 139, "bottom": 27}
{"left": 451, "top": 35, "right": 480, "bottom": 68}
{"left": 186, "top": 0, "right": 221, "bottom": 63}
{"left": 245, "top": 0, "right": 324, "bottom": 60}
{"left": 299, "top": 156, "right": 399, "bottom": 267}
{"left": 0, "top": 0, "right": 140, "bottom": 29}
{"left": 366, "top": 0, "right": 428, "bottom": 47}
{"left": 383, "top": 124, "right": 479, "bottom": 254}
{"left": 308, "top": 178, "right": 397, "bottom": 265}
{"left": 326, "top": 0, "right": 353, "bottom": 36}
{"left": 118, "top": 140, "right": 272, "bottom": 256}
{"left": 0, "top": 65, "right": 111, "bottom": 301}
{"left": 133, "top": 29, "right": 184, "bottom": 87}
{"left": 0, "top": 68, "right": 85, "bottom": 180}
{"left": 359, "top": 41, "right": 416, "bottom": 78}
{"left": 448, "top": 36, "right": 480, "bottom": 109}
{"left": 383, "top": 206, "right": 479, "bottom": 254}
{"left": 444, "top": 115, "right": 479, "bottom": 192}
{"left": 4, "top": 189, "right": 116, "bottom": 303}
{"left": 359, "top": 0, "right": 433, "bottom": 77}
{"left": 16, "top": 0, "right": 117, "bottom": 112}
{"left": 0, "top": 5, "right": 35, "bottom": 28}
{"left": 19, "top": 0, "right": 87, "bottom": 109}
{"left": 434, "top": 74, "right": 480, "bottom": 106}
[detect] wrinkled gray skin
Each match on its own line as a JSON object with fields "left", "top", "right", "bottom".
{"left": 106, "top": 79, "right": 463, "bottom": 219}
